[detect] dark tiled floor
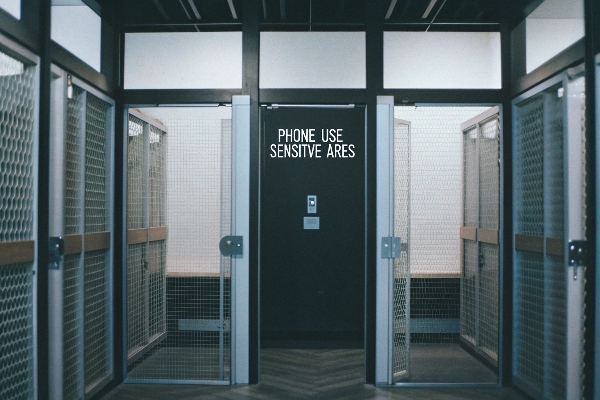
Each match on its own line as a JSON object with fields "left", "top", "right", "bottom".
{"left": 102, "top": 348, "right": 527, "bottom": 400}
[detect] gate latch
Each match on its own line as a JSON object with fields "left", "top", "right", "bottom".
{"left": 49, "top": 236, "right": 65, "bottom": 270}
{"left": 568, "top": 240, "right": 587, "bottom": 267}
{"left": 220, "top": 236, "right": 243, "bottom": 257}
{"left": 381, "top": 237, "right": 401, "bottom": 259}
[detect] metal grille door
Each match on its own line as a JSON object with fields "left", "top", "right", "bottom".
{"left": 126, "top": 107, "right": 233, "bottom": 383}
{"left": 0, "top": 46, "right": 37, "bottom": 400}
{"left": 392, "top": 119, "right": 410, "bottom": 382}
{"left": 459, "top": 107, "right": 500, "bottom": 366}
{"left": 48, "top": 71, "right": 114, "bottom": 400}
{"left": 512, "top": 70, "right": 587, "bottom": 399}
{"left": 125, "top": 110, "right": 168, "bottom": 365}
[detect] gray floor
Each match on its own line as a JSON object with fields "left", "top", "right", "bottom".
{"left": 103, "top": 347, "right": 525, "bottom": 399}
{"left": 128, "top": 347, "right": 230, "bottom": 381}
{"left": 406, "top": 344, "right": 497, "bottom": 383}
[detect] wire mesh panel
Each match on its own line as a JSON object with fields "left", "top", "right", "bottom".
{"left": 126, "top": 112, "right": 168, "bottom": 365}
{"left": 461, "top": 127, "right": 478, "bottom": 344}
{"left": 49, "top": 76, "right": 114, "bottom": 399}
{"left": 83, "top": 92, "right": 112, "bottom": 393}
{"left": 127, "top": 108, "right": 232, "bottom": 383}
{"left": 478, "top": 117, "right": 500, "bottom": 361}
{"left": 63, "top": 254, "right": 84, "bottom": 400}
{"left": 149, "top": 125, "right": 166, "bottom": 228}
{"left": 84, "top": 93, "right": 108, "bottom": 233}
{"left": 149, "top": 126, "right": 167, "bottom": 340}
{"left": 0, "top": 263, "right": 34, "bottom": 400}
{"left": 513, "top": 93, "right": 546, "bottom": 394}
{"left": 0, "top": 50, "right": 36, "bottom": 400}
{"left": 127, "top": 115, "right": 147, "bottom": 357}
{"left": 65, "top": 86, "right": 85, "bottom": 234}
{"left": 542, "top": 89, "right": 567, "bottom": 399}
{"left": 395, "top": 106, "right": 488, "bottom": 348}
{"left": 392, "top": 120, "right": 410, "bottom": 381}
{"left": 513, "top": 83, "right": 573, "bottom": 398}
{"left": 127, "top": 116, "right": 145, "bottom": 231}
{"left": 83, "top": 250, "right": 110, "bottom": 390}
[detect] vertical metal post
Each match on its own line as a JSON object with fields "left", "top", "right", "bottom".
{"left": 48, "top": 67, "right": 66, "bottom": 400}
{"left": 375, "top": 96, "right": 393, "bottom": 385}
{"left": 143, "top": 120, "right": 150, "bottom": 345}
{"left": 77, "top": 89, "right": 87, "bottom": 395}
{"left": 563, "top": 73, "right": 586, "bottom": 400}
{"left": 232, "top": 95, "right": 251, "bottom": 384}
{"left": 475, "top": 120, "right": 481, "bottom": 351}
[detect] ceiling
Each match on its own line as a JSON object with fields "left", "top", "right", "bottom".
{"left": 93, "top": 0, "right": 543, "bottom": 32}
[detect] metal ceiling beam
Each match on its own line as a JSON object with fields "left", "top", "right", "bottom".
{"left": 187, "top": 0, "right": 201, "bottom": 19}
{"left": 227, "top": 0, "right": 238, "bottom": 19}
{"left": 178, "top": 0, "right": 192, "bottom": 19}
{"left": 152, "top": 0, "right": 169, "bottom": 20}
{"left": 426, "top": 0, "right": 447, "bottom": 30}
{"left": 422, "top": 0, "right": 438, "bottom": 19}
{"left": 385, "top": 0, "right": 398, "bottom": 19}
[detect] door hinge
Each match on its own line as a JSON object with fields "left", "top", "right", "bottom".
{"left": 49, "top": 236, "right": 65, "bottom": 270}
{"left": 220, "top": 236, "right": 243, "bottom": 256}
{"left": 568, "top": 240, "right": 587, "bottom": 267}
{"left": 381, "top": 237, "right": 401, "bottom": 259}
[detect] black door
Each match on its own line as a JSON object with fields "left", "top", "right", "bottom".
{"left": 260, "top": 106, "right": 365, "bottom": 347}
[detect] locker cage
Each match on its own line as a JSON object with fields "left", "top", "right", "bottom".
{"left": 125, "top": 107, "right": 233, "bottom": 384}
{"left": 125, "top": 110, "right": 168, "bottom": 365}
{"left": 377, "top": 100, "right": 501, "bottom": 385}
{"left": 0, "top": 37, "right": 39, "bottom": 400}
{"left": 512, "top": 66, "right": 587, "bottom": 400}
{"left": 48, "top": 68, "right": 115, "bottom": 400}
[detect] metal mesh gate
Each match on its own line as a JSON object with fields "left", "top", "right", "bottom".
{"left": 50, "top": 74, "right": 114, "bottom": 400}
{"left": 126, "top": 111, "right": 168, "bottom": 365}
{"left": 459, "top": 109, "right": 500, "bottom": 366}
{"left": 392, "top": 120, "right": 410, "bottom": 381}
{"left": 0, "top": 49, "right": 37, "bottom": 400}
{"left": 394, "top": 106, "right": 489, "bottom": 345}
{"left": 512, "top": 74, "right": 587, "bottom": 399}
{"left": 126, "top": 108, "right": 232, "bottom": 383}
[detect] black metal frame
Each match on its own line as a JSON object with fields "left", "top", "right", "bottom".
{"left": 0, "top": 0, "right": 598, "bottom": 396}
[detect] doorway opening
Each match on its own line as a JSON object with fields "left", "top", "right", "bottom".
{"left": 380, "top": 104, "right": 501, "bottom": 384}
{"left": 124, "top": 106, "right": 233, "bottom": 384}
{"left": 259, "top": 105, "right": 367, "bottom": 384}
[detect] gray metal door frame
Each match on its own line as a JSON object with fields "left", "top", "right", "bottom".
{"left": 120, "top": 96, "right": 250, "bottom": 385}
{"left": 376, "top": 96, "right": 411, "bottom": 385}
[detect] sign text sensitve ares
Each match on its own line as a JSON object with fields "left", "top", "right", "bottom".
{"left": 270, "top": 128, "right": 356, "bottom": 158}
